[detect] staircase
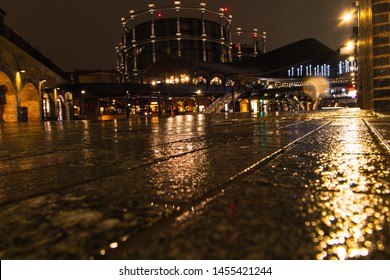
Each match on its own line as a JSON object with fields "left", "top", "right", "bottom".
{"left": 204, "top": 92, "right": 242, "bottom": 113}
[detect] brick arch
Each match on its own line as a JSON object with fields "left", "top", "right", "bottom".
{"left": 20, "top": 83, "right": 40, "bottom": 122}
{"left": 0, "top": 71, "right": 17, "bottom": 122}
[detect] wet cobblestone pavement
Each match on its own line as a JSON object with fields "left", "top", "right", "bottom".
{"left": 0, "top": 108, "right": 389, "bottom": 260}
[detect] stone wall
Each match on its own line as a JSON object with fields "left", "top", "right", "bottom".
{"left": 0, "top": 35, "right": 67, "bottom": 122}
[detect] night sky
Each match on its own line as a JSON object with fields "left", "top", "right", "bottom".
{"left": 1, "top": 0, "right": 354, "bottom": 72}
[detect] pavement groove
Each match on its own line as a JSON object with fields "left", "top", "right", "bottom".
{"left": 0, "top": 109, "right": 389, "bottom": 259}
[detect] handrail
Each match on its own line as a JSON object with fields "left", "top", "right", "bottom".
{"left": 204, "top": 92, "right": 241, "bottom": 113}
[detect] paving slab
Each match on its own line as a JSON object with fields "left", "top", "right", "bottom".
{"left": 0, "top": 109, "right": 389, "bottom": 259}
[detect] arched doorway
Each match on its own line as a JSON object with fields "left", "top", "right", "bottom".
{"left": 240, "top": 99, "right": 249, "bottom": 112}
{"left": 0, "top": 71, "right": 17, "bottom": 122}
{"left": 20, "top": 83, "right": 40, "bottom": 122}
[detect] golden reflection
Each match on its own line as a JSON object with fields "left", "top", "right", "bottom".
{"left": 44, "top": 121, "right": 53, "bottom": 132}
{"left": 302, "top": 119, "right": 389, "bottom": 259}
{"left": 146, "top": 116, "right": 211, "bottom": 201}
{"left": 148, "top": 146, "right": 211, "bottom": 200}
{"left": 79, "top": 122, "right": 94, "bottom": 162}
{"left": 305, "top": 191, "right": 388, "bottom": 259}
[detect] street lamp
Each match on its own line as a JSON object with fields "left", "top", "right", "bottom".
{"left": 339, "top": 2, "right": 360, "bottom": 106}
{"left": 196, "top": 90, "right": 201, "bottom": 113}
{"left": 39, "top": 79, "right": 47, "bottom": 121}
{"left": 81, "top": 90, "right": 86, "bottom": 119}
{"left": 339, "top": 2, "right": 359, "bottom": 27}
{"left": 16, "top": 69, "right": 25, "bottom": 122}
{"left": 341, "top": 11, "right": 354, "bottom": 25}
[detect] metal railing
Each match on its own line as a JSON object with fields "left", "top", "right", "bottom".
{"left": 0, "top": 23, "right": 68, "bottom": 79}
{"left": 204, "top": 92, "right": 241, "bottom": 113}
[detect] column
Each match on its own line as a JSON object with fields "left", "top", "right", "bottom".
{"left": 371, "top": 0, "right": 390, "bottom": 110}
{"left": 219, "top": 8, "right": 226, "bottom": 63}
{"left": 219, "top": 8, "right": 225, "bottom": 40}
{"left": 176, "top": 1, "right": 182, "bottom": 57}
{"left": 201, "top": 3, "right": 207, "bottom": 62}
{"left": 149, "top": 4, "right": 156, "bottom": 63}
{"left": 262, "top": 32, "right": 267, "bottom": 53}
{"left": 228, "top": 15, "right": 233, "bottom": 62}
{"left": 130, "top": 10, "right": 138, "bottom": 73}
{"left": 253, "top": 29, "right": 258, "bottom": 57}
{"left": 237, "top": 28, "right": 242, "bottom": 61}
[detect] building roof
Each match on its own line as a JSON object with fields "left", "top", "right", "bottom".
{"left": 230, "top": 38, "right": 336, "bottom": 76}
{"left": 143, "top": 53, "right": 193, "bottom": 77}
{"left": 143, "top": 53, "right": 241, "bottom": 78}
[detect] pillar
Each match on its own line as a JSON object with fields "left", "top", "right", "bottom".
{"left": 130, "top": 10, "right": 138, "bottom": 74}
{"left": 359, "top": 0, "right": 390, "bottom": 110}
{"left": 253, "top": 29, "right": 258, "bottom": 57}
{"left": 149, "top": 4, "right": 156, "bottom": 63}
{"left": 237, "top": 28, "right": 242, "bottom": 61}
{"left": 176, "top": 1, "right": 182, "bottom": 57}
{"left": 372, "top": 0, "right": 390, "bottom": 110}
{"left": 201, "top": 3, "right": 207, "bottom": 62}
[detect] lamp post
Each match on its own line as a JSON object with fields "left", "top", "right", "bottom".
{"left": 125, "top": 90, "right": 131, "bottom": 119}
{"left": 340, "top": 1, "right": 360, "bottom": 107}
{"left": 352, "top": 1, "right": 361, "bottom": 108}
{"left": 39, "top": 79, "right": 46, "bottom": 121}
{"left": 175, "top": 1, "right": 182, "bottom": 57}
{"left": 157, "top": 91, "right": 162, "bottom": 118}
{"left": 196, "top": 90, "right": 201, "bottom": 113}
{"left": 81, "top": 90, "right": 86, "bottom": 119}
{"left": 15, "top": 69, "right": 25, "bottom": 122}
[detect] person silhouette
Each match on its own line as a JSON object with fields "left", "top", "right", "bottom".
{"left": 0, "top": 85, "right": 8, "bottom": 122}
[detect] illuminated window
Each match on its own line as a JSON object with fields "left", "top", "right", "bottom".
{"left": 193, "top": 76, "right": 207, "bottom": 84}
{"left": 210, "top": 77, "right": 222, "bottom": 85}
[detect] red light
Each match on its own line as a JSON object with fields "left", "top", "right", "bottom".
{"left": 223, "top": 7, "right": 228, "bottom": 12}
{"left": 157, "top": 13, "right": 162, "bottom": 18}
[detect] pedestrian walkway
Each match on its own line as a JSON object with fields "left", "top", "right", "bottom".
{"left": 0, "top": 108, "right": 389, "bottom": 259}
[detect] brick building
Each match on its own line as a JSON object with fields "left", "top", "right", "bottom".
{"left": 359, "top": 0, "right": 390, "bottom": 110}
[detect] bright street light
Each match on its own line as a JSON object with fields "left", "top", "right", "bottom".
{"left": 346, "top": 40, "right": 355, "bottom": 49}
{"left": 339, "top": 10, "right": 355, "bottom": 27}
{"left": 342, "top": 12, "right": 354, "bottom": 22}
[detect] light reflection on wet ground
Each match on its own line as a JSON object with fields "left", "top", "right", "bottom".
{"left": 301, "top": 115, "right": 390, "bottom": 259}
{"left": 0, "top": 109, "right": 389, "bottom": 259}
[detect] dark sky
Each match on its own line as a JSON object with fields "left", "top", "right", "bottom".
{"left": 1, "top": 0, "right": 354, "bottom": 72}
